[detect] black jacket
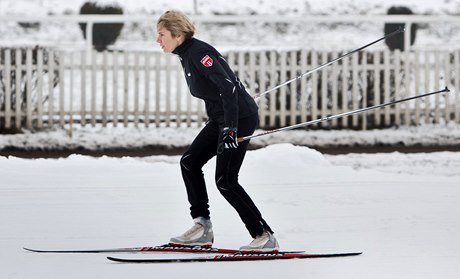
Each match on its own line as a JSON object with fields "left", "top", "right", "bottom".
{"left": 172, "top": 38, "right": 258, "bottom": 128}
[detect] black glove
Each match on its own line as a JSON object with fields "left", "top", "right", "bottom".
{"left": 222, "top": 127, "right": 238, "bottom": 149}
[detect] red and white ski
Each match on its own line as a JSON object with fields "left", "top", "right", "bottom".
{"left": 23, "top": 244, "right": 302, "bottom": 254}
{"left": 107, "top": 251, "right": 363, "bottom": 263}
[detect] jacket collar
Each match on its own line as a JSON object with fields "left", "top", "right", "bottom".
{"left": 172, "top": 37, "right": 194, "bottom": 56}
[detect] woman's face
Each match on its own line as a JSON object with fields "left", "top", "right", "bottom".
{"left": 156, "top": 26, "right": 181, "bottom": 53}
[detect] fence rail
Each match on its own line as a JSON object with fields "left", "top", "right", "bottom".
{"left": 0, "top": 47, "right": 459, "bottom": 131}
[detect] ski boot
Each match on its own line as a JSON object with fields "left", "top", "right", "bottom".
{"left": 169, "top": 217, "right": 214, "bottom": 247}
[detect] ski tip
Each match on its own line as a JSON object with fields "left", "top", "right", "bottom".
{"left": 302, "top": 251, "right": 363, "bottom": 258}
{"left": 107, "top": 256, "right": 130, "bottom": 263}
{"left": 24, "top": 247, "right": 64, "bottom": 253}
{"left": 24, "top": 247, "right": 59, "bottom": 253}
{"left": 23, "top": 247, "right": 39, "bottom": 252}
{"left": 344, "top": 251, "right": 363, "bottom": 255}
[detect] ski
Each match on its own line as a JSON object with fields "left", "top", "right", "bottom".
{"left": 23, "top": 244, "right": 303, "bottom": 254}
{"left": 107, "top": 251, "right": 363, "bottom": 263}
{"left": 23, "top": 244, "right": 238, "bottom": 254}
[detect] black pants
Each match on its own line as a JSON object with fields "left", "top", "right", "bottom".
{"left": 180, "top": 114, "right": 273, "bottom": 238}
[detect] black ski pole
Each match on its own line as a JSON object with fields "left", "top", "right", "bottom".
{"left": 241, "top": 87, "right": 450, "bottom": 142}
{"left": 253, "top": 26, "right": 405, "bottom": 100}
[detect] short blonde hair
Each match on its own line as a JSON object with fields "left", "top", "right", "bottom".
{"left": 157, "top": 10, "right": 196, "bottom": 39}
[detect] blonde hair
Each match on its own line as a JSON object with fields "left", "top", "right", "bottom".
{"left": 157, "top": 10, "right": 196, "bottom": 39}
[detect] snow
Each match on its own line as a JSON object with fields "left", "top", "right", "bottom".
{"left": 1, "top": 0, "right": 460, "bottom": 278}
{"left": 1, "top": 143, "right": 460, "bottom": 278}
{"left": 1, "top": 122, "right": 460, "bottom": 152}
{"left": 1, "top": 0, "right": 458, "bottom": 16}
{"left": 2, "top": 0, "right": 460, "bottom": 49}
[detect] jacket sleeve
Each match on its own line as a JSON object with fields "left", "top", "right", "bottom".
{"left": 192, "top": 51, "right": 239, "bottom": 128}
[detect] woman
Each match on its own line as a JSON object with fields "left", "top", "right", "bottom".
{"left": 156, "top": 10, "right": 278, "bottom": 252}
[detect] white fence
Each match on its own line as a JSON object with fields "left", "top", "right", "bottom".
{"left": 0, "top": 47, "right": 459, "bottom": 131}
{"left": 0, "top": 14, "right": 460, "bottom": 131}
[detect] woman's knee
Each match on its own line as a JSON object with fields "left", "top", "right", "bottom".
{"left": 180, "top": 153, "right": 194, "bottom": 172}
{"left": 215, "top": 173, "right": 238, "bottom": 192}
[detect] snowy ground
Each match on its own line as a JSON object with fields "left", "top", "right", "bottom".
{"left": 1, "top": 143, "right": 459, "bottom": 279}
{"left": 2, "top": 122, "right": 460, "bottom": 154}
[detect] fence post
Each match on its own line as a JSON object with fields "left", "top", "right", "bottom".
{"left": 25, "top": 49, "right": 33, "bottom": 129}
{"left": 373, "top": 51, "right": 381, "bottom": 126}
{"left": 258, "top": 50, "right": 267, "bottom": 128}
{"left": 413, "top": 50, "right": 421, "bottom": 124}
{"left": 165, "top": 54, "right": 172, "bottom": 127}
{"left": 330, "top": 50, "right": 339, "bottom": 127}
{"left": 443, "top": 50, "right": 450, "bottom": 122}
{"left": 90, "top": 49, "right": 97, "bottom": 127}
{"left": 455, "top": 50, "right": 460, "bottom": 123}
{"left": 144, "top": 51, "right": 151, "bottom": 128}
{"left": 434, "top": 51, "right": 441, "bottom": 123}
{"left": 36, "top": 48, "right": 44, "bottom": 128}
{"left": 289, "top": 50, "right": 297, "bottom": 126}
{"left": 154, "top": 52, "right": 161, "bottom": 127}
{"left": 58, "top": 51, "right": 65, "bottom": 127}
{"left": 383, "top": 49, "right": 391, "bottom": 126}
{"left": 68, "top": 51, "right": 75, "bottom": 136}
{"left": 361, "top": 52, "right": 368, "bottom": 130}
{"left": 112, "top": 51, "right": 119, "bottom": 127}
{"left": 394, "top": 49, "right": 401, "bottom": 126}
{"left": 341, "top": 55, "right": 348, "bottom": 128}
{"left": 320, "top": 51, "right": 328, "bottom": 127}
{"left": 14, "top": 49, "right": 22, "bottom": 129}
{"left": 351, "top": 53, "right": 359, "bottom": 127}
{"left": 269, "top": 50, "right": 276, "bottom": 127}
{"left": 80, "top": 50, "right": 87, "bottom": 127}
{"left": 310, "top": 51, "right": 318, "bottom": 126}
{"left": 4, "top": 49, "right": 12, "bottom": 129}
{"left": 423, "top": 51, "right": 430, "bottom": 124}
{"left": 102, "top": 50, "right": 108, "bottom": 127}
{"left": 133, "top": 51, "right": 140, "bottom": 127}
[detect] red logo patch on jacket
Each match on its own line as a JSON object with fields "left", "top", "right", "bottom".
{"left": 200, "top": 55, "right": 213, "bottom": 67}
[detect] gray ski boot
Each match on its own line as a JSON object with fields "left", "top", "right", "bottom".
{"left": 240, "top": 231, "right": 279, "bottom": 253}
{"left": 169, "top": 217, "right": 214, "bottom": 247}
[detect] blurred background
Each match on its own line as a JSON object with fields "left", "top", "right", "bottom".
{"left": 0, "top": 0, "right": 459, "bottom": 154}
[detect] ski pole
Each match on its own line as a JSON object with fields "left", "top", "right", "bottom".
{"left": 253, "top": 26, "right": 405, "bottom": 100}
{"left": 240, "top": 87, "right": 450, "bottom": 142}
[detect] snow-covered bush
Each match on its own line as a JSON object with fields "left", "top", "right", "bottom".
{"left": 79, "top": 1, "right": 124, "bottom": 52}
